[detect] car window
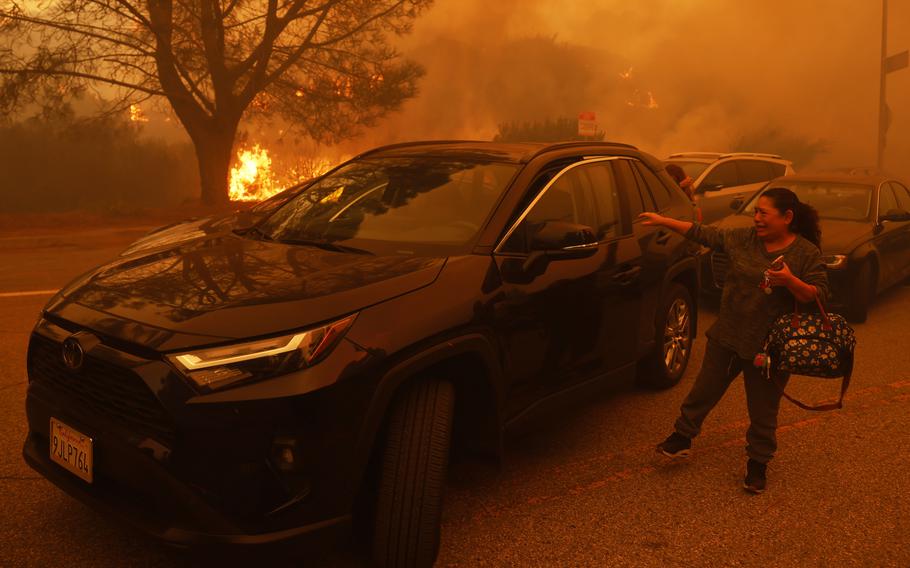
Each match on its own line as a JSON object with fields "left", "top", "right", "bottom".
{"left": 633, "top": 161, "right": 671, "bottom": 209}
{"left": 769, "top": 163, "right": 787, "bottom": 177}
{"left": 259, "top": 157, "right": 519, "bottom": 246}
{"left": 667, "top": 160, "right": 709, "bottom": 180}
{"left": 612, "top": 160, "right": 646, "bottom": 218}
{"left": 579, "top": 163, "right": 621, "bottom": 240}
{"left": 700, "top": 161, "right": 739, "bottom": 191}
{"left": 888, "top": 182, "right": 910, "bottom": 209}
{"left": 630, "top": 163, "right": 658, "bottom": 210}
{"left": 501, "top": 165, "right": 601, "bottom": 252}
{"left": 879, "top": 184, "right": 900, "bottom": 216}
{"left": 741, "top": 182, "right": 872, "bottom": 221}
{"left": 739, "top": 160, "right": 774, "bottom": 184}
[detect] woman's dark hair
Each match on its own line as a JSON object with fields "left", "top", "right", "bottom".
{"left": 760, "top": 187, "right": 821, "bottom": 247}
{"left": 665, "top": 163, "right": 686, "bottom": 184}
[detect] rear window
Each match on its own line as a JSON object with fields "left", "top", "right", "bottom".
{"left": 738, "top": 160, "right": 775, "bottom": 184}
{"left": 769, "top": 163, "right": 787, "bottom": 177}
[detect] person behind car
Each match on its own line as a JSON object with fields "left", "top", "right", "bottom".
{"left": 638, "top": 187, "right": 828, "bottom": 494}
{"left": 665, "top": 163, "right": 695, "bottom": 201}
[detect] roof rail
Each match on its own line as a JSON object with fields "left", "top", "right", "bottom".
{"left": 667, "top": 152, "right": 723, "bottom": 159}
{"left": 352, "top": 140, "right": 488, "bottom": 160}
{"left": 719, "top": 152, "right": 784, "bottom": 159}
{"left": 526, "top": 140, "right": 638, "bottom": 161}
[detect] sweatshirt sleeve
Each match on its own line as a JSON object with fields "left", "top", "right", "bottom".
{"left": 684, "top": 223, "right": 746, "bottom": 253}
{"left": 799, "top": 248, "right": 830, "bottom": 306}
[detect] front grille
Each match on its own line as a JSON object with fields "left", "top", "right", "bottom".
{"left": 28, "top": 334, "right": 176, "bottom": 445}
{"left": 710, "top": 252, "right": 730, "bottom": 287}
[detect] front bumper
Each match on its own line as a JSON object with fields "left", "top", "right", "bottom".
{"left": 22, "top": 316, "right": 376, "bottom": 549}
{"left": 23, "top": 431, "right": 350, "bottom": 547}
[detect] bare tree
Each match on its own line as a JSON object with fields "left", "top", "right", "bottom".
{"left": 0, "top": 0, "right": 431, "bottom": 205}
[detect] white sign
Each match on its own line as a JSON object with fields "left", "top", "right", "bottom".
{"left": 578, "top": 111, "right": 597, "bottom": 137}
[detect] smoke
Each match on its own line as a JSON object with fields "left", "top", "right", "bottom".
{"left": 341, "top": 0, "right": 909, "bottom": 178}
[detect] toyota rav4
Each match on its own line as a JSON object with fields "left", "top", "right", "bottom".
{"left": 24, "top": 141, "right": 700, "bottom": 567}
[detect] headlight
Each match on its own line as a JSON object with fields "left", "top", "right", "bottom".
{"left": 167, "top": 314, "right": 357, "bottom": 392}
{"left": 821, "top": 255, "right": 848, "bottom": 270}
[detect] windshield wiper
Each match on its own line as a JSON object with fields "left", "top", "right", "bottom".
{"left": 277, "top": 238, "right": 373, "bottom": 255}
{"left": 235, "top": 226, "right": 274, "bottom": 241}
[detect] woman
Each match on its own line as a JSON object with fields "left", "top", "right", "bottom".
{"left": 639, "top": 187, "right": 829, "bottom": 494}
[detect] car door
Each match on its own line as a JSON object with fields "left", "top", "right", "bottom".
{"left": 491, "top": 159, "right": 643, "bottom": 416}
{"left": 694, "top": 161, "right": 741, "bottom": 223}
{"left": 885, "top": 182, "right": 910, "bottom": 280}
{"left": 872, "top": 183, "right": 908, "bottom": 288}
{"left": 618, "top": 159, "right": 681, "bottom": 352}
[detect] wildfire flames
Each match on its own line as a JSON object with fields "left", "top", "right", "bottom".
{"left": 129, "top": 104, "right": 149, "bottom": 122}
{"left": 626, "top": 89, "right": 659, "bottom": 109}
{"left": 229, "top": 144, "right": 342, "bottom": 202}
{"left": 229, "top": 145, "right": 277, "bottom": 202}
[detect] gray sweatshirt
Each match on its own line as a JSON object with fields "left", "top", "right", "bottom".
{"left": 687, "top": 223, "right": 830, "bottom": 360}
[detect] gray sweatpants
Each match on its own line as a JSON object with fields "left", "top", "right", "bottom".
{"left": 674, "top": 339, "right": 789, "bottom": 464}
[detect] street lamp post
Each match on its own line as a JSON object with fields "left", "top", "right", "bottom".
{"left": 877, "top": 0, "right": 909, "bottom": 170}
{"left": 876, "top": 0, "right": 888, "bottom": 170}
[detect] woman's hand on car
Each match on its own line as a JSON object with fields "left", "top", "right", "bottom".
{"left": 638, "top": 212, "right": 667, "bottom": 226}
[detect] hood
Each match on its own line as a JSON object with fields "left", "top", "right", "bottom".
{"left": 118, "top": 212, "right": 254, "bottom": 256}
{"left": 47, "top": 233, "right": 446, "bottom": 351}
{"left": 712, "top": 214, "right": 871, "bottom": 255}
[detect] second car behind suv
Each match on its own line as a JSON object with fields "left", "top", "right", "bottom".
{"left": 24, "top": 141, "right": 700, "bottom": 567}
{"left": 666, "top": 152, "right": 795, "bottom": 224}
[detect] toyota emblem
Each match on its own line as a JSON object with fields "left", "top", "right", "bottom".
{"left": 62, "top": 337, "right": 85, "bottom": 370}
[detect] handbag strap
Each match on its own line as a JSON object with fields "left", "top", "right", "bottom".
{"left": 768, "top": 353, "right": 853, "bottom": 411}
{"left": 790, "top": 289, "right": 832, "bottom": 331}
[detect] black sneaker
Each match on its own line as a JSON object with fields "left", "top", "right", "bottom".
{"left": 656, "top": 432, "right": 691, "bottom": 458}
{"left": 743, "top": 459, "right": 767, "bottom": 494}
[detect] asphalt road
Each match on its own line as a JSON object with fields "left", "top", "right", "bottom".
{"left": 0, "top": 227, "right": 908, "bottom": 567}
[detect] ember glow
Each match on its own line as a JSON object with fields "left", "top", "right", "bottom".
{"left": 129, "top": 104, "right": 149, "bottom": 122}
{"left": 626, "top": 90, "right": 659, "bottom": 110}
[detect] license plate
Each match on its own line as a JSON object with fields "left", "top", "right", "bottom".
{"left": 49, "top": 418, "right": 93, "bottom": 483}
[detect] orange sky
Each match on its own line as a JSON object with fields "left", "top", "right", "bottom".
{"left": 365, "top": 0, "right": 909, "bottom": 176}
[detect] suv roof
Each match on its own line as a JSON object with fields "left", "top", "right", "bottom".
{"left": 356, "top": 140, "right": 640, "bottom": 164}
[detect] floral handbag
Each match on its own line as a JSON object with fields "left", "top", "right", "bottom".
{"left": 759, "top": 295, "right": 856, "bottom": 411}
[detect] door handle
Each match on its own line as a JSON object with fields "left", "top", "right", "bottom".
{"left": 612, "top": 265, "right": 642, "bottom": 285}
{"left": 655, "top": 230, "right": 671, "bottom": 245}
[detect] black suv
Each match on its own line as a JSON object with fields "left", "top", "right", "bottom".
{"left": 24, "top": 141, "right": 699, "bottom": 567}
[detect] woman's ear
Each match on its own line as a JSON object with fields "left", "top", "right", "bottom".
{"left": 784, "top": 209, "right": 795, "bottom": 225}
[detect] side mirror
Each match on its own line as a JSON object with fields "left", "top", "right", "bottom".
{"left": 529, "top": 220, "right": 597, "bottom": 251}
{"left": 879, "top": 208, "right": 910, "bottom": 223}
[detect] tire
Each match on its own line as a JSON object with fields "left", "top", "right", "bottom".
{"left": 372, "top": 379, "right": 454, "bottom": 568}
{"left": 846, "top": 260, "right": 876, "bottom": 323}
{"left": 638, "top": 283, "right": 695, "bottom": 390}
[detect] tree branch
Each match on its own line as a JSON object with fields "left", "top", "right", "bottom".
{"left": 0, "top": 67, "right": 166, "bottom": 96}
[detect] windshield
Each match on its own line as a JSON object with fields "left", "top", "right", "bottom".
{"left": 740, "top": 182, "right": 873, "bottom": 221}
{"left": 666, "top": 160, "right": 710, "bottom": 180}
{"left": 257, "top": 157, "right": 519, "bottom": 247}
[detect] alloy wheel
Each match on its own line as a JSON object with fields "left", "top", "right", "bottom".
{"left": 663, "top": 298, "right": 691, "bottom": 375}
